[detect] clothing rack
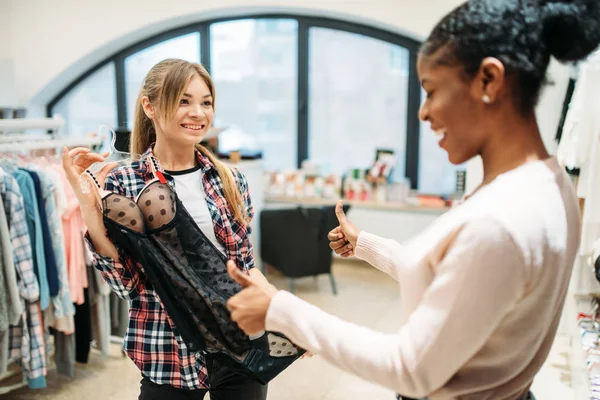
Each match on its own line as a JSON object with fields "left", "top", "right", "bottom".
{"left": 0, "top": 135, "right": 104, "bottom": 152}
{"left": 0, "top": 116, "right": 105, "bottom": 152}
{"left": 0, "top": 116, "right": 64, "bottom": 135}
{"left": 0, "top": 121, "right": 107, "bottom": 395}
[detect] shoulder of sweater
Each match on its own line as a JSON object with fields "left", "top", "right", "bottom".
{"left": 454, "top": 166, "right": 570, "bottom": 266}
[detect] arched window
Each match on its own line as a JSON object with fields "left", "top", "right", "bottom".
{"left": 47, "top": 15, "right": 461, "bottom": 195}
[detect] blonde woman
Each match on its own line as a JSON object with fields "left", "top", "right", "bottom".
{"left": 62, "top": 59, "right": 268, "bottom": 400}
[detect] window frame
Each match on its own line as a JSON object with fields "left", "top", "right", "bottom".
{"left": 47, "top": 14, "right": 423, "bottom": 188}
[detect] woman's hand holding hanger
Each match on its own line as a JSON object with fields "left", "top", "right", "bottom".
{"left": 61, "top": 146, "right": 117, "bottom": 213}
{"left": 62, "top": 146, "right": 120, "bottom": 260}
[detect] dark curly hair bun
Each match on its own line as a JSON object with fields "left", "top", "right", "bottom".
{"left": 540, "top": 0, "right": 600, "bottom": 62}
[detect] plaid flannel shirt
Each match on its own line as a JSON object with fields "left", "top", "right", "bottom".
{"left": 85, "top": 146, "right": 255, "bottom": 389}
{"left": 0, "top": 167, "right": 46, "bottom": 388}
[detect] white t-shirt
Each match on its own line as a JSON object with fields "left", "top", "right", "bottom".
{"left": 166, "top": 165, "right": 227, "bottom": 256}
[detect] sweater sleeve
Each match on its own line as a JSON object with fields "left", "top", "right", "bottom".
{"left": 354, "top": 231, "right": 408, "bottom": 281}
{"left": 265, "top": 218, "right": 528, "bottom": 398}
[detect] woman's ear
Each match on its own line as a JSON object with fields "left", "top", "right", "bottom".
{"left": 472, "top": 57, "right": 505, "bottom": 105}
{"left": 141, "top": 96, "right": 155, "bottom": 119}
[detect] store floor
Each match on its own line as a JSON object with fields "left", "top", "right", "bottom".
{"left": 2, "top": 260, "right": 576, "bottom": 400}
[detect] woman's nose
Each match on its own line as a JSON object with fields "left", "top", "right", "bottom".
{"left": 419, "top": 102, "right": 429, "bottom": 122}
{"left": 189, "top": 103, "right": 203, "bottom": 118}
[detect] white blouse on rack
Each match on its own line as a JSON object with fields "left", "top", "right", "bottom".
{"left": 557, "top": 49, "right": 600, "bottom": 294}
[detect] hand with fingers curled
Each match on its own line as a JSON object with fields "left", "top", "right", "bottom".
{"left": 225, "top": 262, "right": 315, "bottom": 359}
{"left": 62, "top": 146, "right": 121, "bottom": 260}
{"left": 327, "top": 200, "right": 361, "bottom": 258}
{"left": 226, "top": 261, "right": 279, "bottom": 336}
{"left": 61, "top": 146, "right": 118, "bottom": 213}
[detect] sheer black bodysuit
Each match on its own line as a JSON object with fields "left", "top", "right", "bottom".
{"left": 86, "top": 161, "right": 303, "bottom": 385}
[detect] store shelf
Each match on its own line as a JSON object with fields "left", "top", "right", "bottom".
{"left": 0, "top": 116, "right": 64, "bottom": 132}
{"left": 569, "top": 294, "right": 595, "bottom": 400}
{"left": 264, "top": 195, "right": 449, "bottom": 214}
{"left": 0, "top": 135, "right": 104, "bottom": 152}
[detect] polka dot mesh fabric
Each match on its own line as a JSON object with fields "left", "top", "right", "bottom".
{"left": 98, "top": 174, "right": 304, "bottom": 384}
{"left": 102, "top": 195, "right": 144, "bottom": 232}
{"left": 137, "top": 181, "right": 176, "bottom": 230}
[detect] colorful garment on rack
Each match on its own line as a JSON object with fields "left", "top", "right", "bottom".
{"left": 0, "top": 167, "right": 46, "bottom": 388}
{"left": 0, "top": 230, "right": 8, "bottom": 332}
{"left": 24, "top": 170, "right": 59, "bottom": 297}
{"left": 12, "top": 169, "right": 50, "bottom": 311}
{"left": 0, "top": 194, "right": 17, "bottom": 377}
{"left": 9, "top": 301, "right": 47, "bottom": 388}
{"left": 26, "top": 165, "right": 75, "bottom": 332}
{"left": 86, "top": 145, "right": 255, "bottom": 389}
{"left": 0, "top": 167, "right": 39, "bottom": 303}
{"left": 0, "top": 193, "right": 21, "bottom": 324}
{"left": 51, "top": 165, "right": 88, "bottom": 306}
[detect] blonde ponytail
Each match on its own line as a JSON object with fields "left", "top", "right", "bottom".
{"left": 130, "top": 91, "right": 156, "bottom": 157}
{"left": 195, "top": 144, "right": 249, "bottom": 225}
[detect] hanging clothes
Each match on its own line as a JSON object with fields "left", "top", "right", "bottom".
{"left": 0, "top": 190, "right": 22, "bottom": 325}
{"left": 0, "top": 229, "right": 8, "bottom": 332}
{"left": 0, "top": 166, "right": 46, "bottom": 389}
{"left": 0, "top": 167, "right": 40, "bottom": 304}
{"left": 0, "top": 191, "right": 22, "bottom": 376}
{"left": 51, "top": 165, "right": 88, "bottom": 306}
{"left": 0, "top": 143, "right": 101, "bottom": 390}
{"left": 74, "top": 288, "right": 92, "bottom": 364}
{"left": 86, "top": 243, "right": 111, "bottom": 357}
{"left": 52, "top": 330, "right": 75, "bottom": 377}
{"left": 23, "top": 169, "right": 59, "bottom": 297}
{"left": 11, "top": 169, "right": 50, "bottom": 311}
{"left": 555, "top": 77, "right": 578, "bottom": 143}
{"left": 0, "top": 198, "right": 9, "bottom": 376}
{"left": 557, "top": 49, "right": 600, "bottom": 295}
{"left": 25, "top": 164, "right": 75, "bottom": 333}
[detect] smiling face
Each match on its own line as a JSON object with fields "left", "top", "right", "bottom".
{"left": 152, "top": 73, "right": 214, "bottom": 148}
{"left": 141, "top": 73, "right": 214, "bottom": 148}
{"left": 417, "top": 53, "right": 491, "bottom": 165}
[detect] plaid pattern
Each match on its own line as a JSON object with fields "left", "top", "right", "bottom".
{"left": 0, "top": 167, "right": 40, "bottom": 301}
{"left": 9, "top": 301, "right": 47, "bottom": 386}
{"left": 0, "top": 167, "right": 46, "bottom": 387}
{"left": 86, "top": 146, "right": 255, "bottom": 389}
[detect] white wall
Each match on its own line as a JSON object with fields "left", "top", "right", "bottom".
{"left": 0, "top": 0, "right": 17, "bottom": 107}
{"left": 9, "top": 0, "right": 465, "bottom": 107}
{"left": 6, "top": 0, "right": 568, "bottom": 171}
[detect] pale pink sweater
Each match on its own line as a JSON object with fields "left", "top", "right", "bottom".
{"left": 266, "top": 157, "right": 581, "bottom": 400}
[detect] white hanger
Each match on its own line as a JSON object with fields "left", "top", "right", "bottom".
{"left": 79, "top": 124, "right": 141, "bottom": 194}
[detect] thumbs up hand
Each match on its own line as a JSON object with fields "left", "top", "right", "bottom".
{"left": 328, "top": 201, "right": 360, "bottom": 258}
{"left": 226, "top": 261, "right": 279, "bottom": 336}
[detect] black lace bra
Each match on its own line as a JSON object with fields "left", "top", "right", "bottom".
{"left": 85, "top": 158, "right": 304, "bottom": 384}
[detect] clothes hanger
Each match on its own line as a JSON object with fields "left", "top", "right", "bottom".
{"left": 80, "top": 124, "right": 141, "bottom": 195}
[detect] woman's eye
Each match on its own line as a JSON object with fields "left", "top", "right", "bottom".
{"left": 203, "top": 101, "right": 213, "bottom": 106}
{"left": 180, "top": 99, "right": 189, "bottom": 105}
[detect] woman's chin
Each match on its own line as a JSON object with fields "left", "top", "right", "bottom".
{"left": 180, "top": 130, "right": 207, "bottom": 144}
{"left": 446, "top": 149, "right": 468, "bottom": 166}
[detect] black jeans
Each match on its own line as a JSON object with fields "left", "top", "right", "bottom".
{"left": 139, "top": 360, "right": 268, "bottom": 400}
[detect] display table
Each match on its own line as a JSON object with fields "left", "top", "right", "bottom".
{"left": 264, "top": 196, "right": 449, "bottom": 254}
